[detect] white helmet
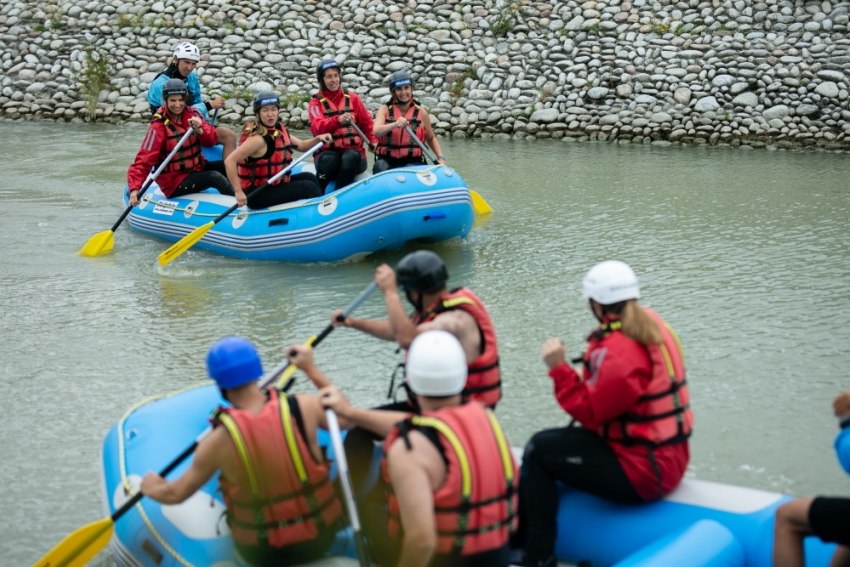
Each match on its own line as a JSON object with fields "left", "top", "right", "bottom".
{"left": 582, "top": 260, "right": 640, "bottom": 305}
{"left": 406, "top": 330, "right": 467, "bottom": 397}
{"left": 173, "top": 41, "right": 200, "bottom": 62}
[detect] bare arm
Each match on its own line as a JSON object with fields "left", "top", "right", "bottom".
{"left": 320, "top": 385, "right": 408, "bottom": 436}
{"left": 417, "top": 310, "right": 481, "bottom": 364}
{"left": 331, "top": 263, "right": 406, "bottom": 342}
{"left": 336, "top": 313, "right": 396, "bottom": 341}
{"left": 291, "top": 133, "right": 332, "bottom": 152}
{"left": 224, "top": 133, "right": 266, "bottom": 206}
{"left": 140, "top": 428, "right": 224, "bottom": 504}
{"left": 288, "top": 343, "right": 332, "bottom": 389}
{"left": 387, "top": 435, "right": 442, "bottom": 567}
{"left": 372, "top": 263, "right": 420, "bottom": 349}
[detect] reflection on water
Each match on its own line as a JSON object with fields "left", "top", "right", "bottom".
{"left": 1, "top": 120, "right": 848, "bottom": 564}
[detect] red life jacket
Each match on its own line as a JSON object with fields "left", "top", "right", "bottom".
{"left": 312, "top": 91, "right": 361, "bottom": 150}
{"left": 413, "top": 288, "right": 501, "bottom": 407}
{"left": 213, "top": 390, "right": 343, "bottom": 549}
{"left": 236, "top": 122, "right": 294, "bottom": 189}
{"left": 151, "top": 108, "right": 205, "bottom": 173}
{"left": 382, "top": 403, "right": 518, "bottom": 556}
{"left": 598, "top": 309, "right": 693, "bottom": 447}
{"left": 376, "top": 101, "right": 426, "bottom": 159}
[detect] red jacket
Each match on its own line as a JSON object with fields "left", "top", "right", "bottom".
{"left": 126, "top": 106, "right": 218, "bottom": 197}
{"left": 550, "top": 310, "right": 690, "bottom": 501}
{"left": 307, "top": 88, "right": 375, "bottom": 159}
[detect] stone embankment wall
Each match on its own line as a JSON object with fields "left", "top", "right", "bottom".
{"left": 2, "top": 0, "right": 850, "bottom": 149}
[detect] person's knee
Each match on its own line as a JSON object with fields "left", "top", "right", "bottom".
{"left": 775, "top": 498, "right": 813, "bottom": 535}
{"left": 373, "top": 160, "right": 390, "bottom": 174}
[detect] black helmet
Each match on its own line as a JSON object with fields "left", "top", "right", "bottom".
{"left": 387, "top": 70, "right": 413, "bottom": 91}
{"left": 396, "top": 251, "right": 448, "bottom": 293}
{"left": 316, "top": 59, "right": 341, "bottom": 87}
{"left": 162, "top": 78, "right": 188, "bottom": 101}
{"left": 253, "top": 91, "right": 280, "bottom": 114}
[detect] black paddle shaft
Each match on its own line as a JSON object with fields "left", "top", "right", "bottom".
{"left": 110, "top": 441, "right": 198, "bottom": 522}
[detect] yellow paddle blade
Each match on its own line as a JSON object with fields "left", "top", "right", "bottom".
{"left": 470, "top": 190, "right": 494, "bottom": 216}
{"left": 157, "top": 222, "right": 214, "bottom": 267}
{"left": 33, "top": 516, "right": 114, "bottom": 567}
{"left": 79, "top": 230, "right": 115, "bottom": 257}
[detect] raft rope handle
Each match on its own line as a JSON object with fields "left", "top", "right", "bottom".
{"left": 116, "top": 384, "right": 207, "bottom": 567}
{"left": 143, "top": 164, "right": 445, "bottom": 217}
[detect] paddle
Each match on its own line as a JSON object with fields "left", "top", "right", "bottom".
{"left": 79, "top": 128, "right": 195, "bottom": 257}
{"left": 271, "top": 281, "right": 378, "bottom": 391}
{"left": 326, "top": 409, "right": 371, "bottom": 567}
{"left": 33, "top": 281, "right": 377, "bottom": 567}
{"left": 157, "top": 142, "right": 323, "bottom": 267}
{"left": 402, "top": 124, "right": 494, "bottom": 216}
{"left": 348, "top": 120, "right": 375, "bottom": 153}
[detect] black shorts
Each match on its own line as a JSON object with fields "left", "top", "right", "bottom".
{"left": 809, "top": 496, "right": 850, "bottom": 546}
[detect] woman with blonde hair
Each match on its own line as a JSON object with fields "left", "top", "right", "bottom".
{"left": 224, "top": 92, "right": 330, "bottom": 209}
{"left": 514, "top": 260, "right": 694, "bottom": 567}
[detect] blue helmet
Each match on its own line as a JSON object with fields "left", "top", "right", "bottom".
{"left": 206, "top": 337, "right": 264, "bottom": 390}
{"left": 388, "top": 70, "right": 413, "bottom": 91}
{"left": 316, "top": 59, "right": 341, "bottom": 88}
{"left": 252, "top": 91, "right": 280, "bottom": 114}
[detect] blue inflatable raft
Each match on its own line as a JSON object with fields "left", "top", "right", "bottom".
{"left": 100, "top": 384, "right": 836, "bottom": 566}
{"left": 123, "top": 149, "right": 474, "bottom": 262}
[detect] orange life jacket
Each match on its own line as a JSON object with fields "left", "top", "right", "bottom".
{"left": 152, "top": 108, "right": 205, "bottom": 173}
{"left": 599, "top": 309, "right": 693, "bottom": 447}
{"left": 236, "top": 122, "right": 294, "bottom": 189}
{"left": 383, "top": 403, "right": 518, "bottom": 556}
{"left": 376, "top": 101, "right": 426, "bottom": 159}
{"left": 413, "top": 288, "right": 501, "bottom": 407}
{"left": 312, "top": 91, "right": 361, "bottom": 150}
{"left": 214, "top": 390, "right": 343, "bottom": 549}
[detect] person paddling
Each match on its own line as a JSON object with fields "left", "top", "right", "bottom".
{"left": 224, "top": 91, "right": 330, "bottom": 208}
{"left": 307, "top": 58, "right": 376, "bottom": 192}
{"left": 146, "top": 41, "right": 235, "bottom": 159}
{"left": 127, "top": 79, "right": 235, "bottom": 206}
{"left": 372, "top": 70, "right": 446, "bottom": 174}
{"left": 140, "top": 337, "right": 344, "bottom": 566}
{"left": 292, "top": 331, "right": 519, "bottom": 567}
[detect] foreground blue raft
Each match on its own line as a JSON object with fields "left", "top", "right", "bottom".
{"left": 101, "top": 385, "right": 836, "bottom": 567}
{"left": 123, "top": 157, "right": 474, "bottom": 262}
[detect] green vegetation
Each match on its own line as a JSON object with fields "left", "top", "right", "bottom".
{"left": 492, "top": 0, "right": 526, "bottom": 36}
{"left": 651, "top": 20, "right": 670, "bottom": 34}
{"left": 81, "top": 47, "right": 110, "bottom": 120}
{"left": 115, "top": 13, "right": 143, "bottom": 28}
{"left": 447, "top": 68, "right": 476, "bottom": 101}
{"left": 223, "top": 80, "right": 253, "bottom": 105}
{"left": 281, "top": 91, "right": 312, "bottom": 107}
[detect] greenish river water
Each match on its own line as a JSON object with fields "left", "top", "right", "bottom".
{"left": 1, "top": 120, "right": 848, "bottom": 564}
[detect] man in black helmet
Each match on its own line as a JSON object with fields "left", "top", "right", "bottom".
{"left": 333, "top": 250, "right": 502, "bottom": 409}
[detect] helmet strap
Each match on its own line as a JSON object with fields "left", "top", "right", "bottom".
{"left": 401, "top": 382, "right": 421, "bottom": 414}
{"left": 404, "top": 288, "right": 424, "bottom": 315}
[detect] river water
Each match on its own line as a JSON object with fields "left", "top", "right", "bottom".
{"left": 2, "top": 120, "right": 848, "bottom": 565}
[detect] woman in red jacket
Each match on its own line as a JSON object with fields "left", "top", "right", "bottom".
{"left": 127, "top": 79, "right": 235, "bottom": 206}
{"left": 516, "top": 260, "right": 694, "bottom": 567}
{"left": 307, "top": 59, "right": 375, "bottom": 192}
